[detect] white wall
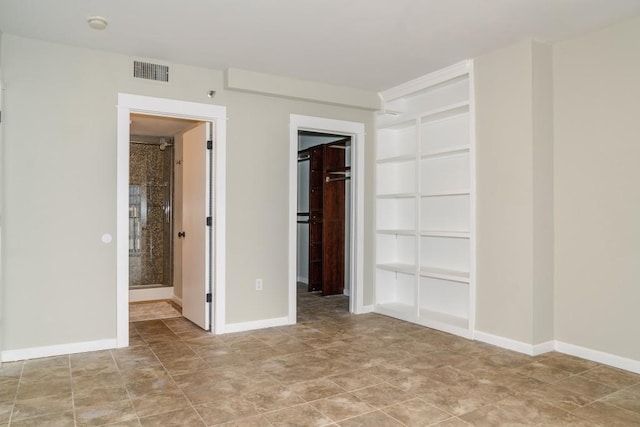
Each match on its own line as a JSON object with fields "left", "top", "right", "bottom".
{"left": 0, "top": 34, "right": 374, "bottom": 353}
{"left": 554, "top": 15, "right": 640, "bottom": 361}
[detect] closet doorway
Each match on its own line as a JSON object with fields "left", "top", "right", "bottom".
{"left": 297, "top": 133, "right": 351, "bottom": 297}
{"left": 289, "top": 115, "right": 365, "bottom": 322}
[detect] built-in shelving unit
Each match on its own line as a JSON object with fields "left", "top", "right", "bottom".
{"left": 374, "top": 61, "right": 475, "bottom": 339}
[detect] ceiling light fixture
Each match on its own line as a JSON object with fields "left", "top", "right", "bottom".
{"left": 87, "top": 16, "right": 108, "bottom": 30}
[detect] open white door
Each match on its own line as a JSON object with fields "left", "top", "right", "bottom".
{"left": 180, "top": 122, "right": 212, "bottom": 330}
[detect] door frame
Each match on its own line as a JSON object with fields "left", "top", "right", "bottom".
{"left": 289, "top": 115, "right": 365, "bottom": 319}
{"left": 116, "top": 94, "right": 227, "bottom": 347}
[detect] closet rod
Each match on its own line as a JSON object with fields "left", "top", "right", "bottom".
{"left": 326, "top": 176, "right": 351, "bottom": 183}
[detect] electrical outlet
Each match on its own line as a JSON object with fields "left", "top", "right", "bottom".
{"left": 255, "top": 278, "right": 263, "bottom": 291}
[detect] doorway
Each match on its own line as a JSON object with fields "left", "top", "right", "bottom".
{"left": 117, "top": 94, "right": 227, "bottom": 347}
{"left": 289, "top": 115, "right": 365, "bottom": 323}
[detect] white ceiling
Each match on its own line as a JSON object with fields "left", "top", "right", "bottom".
{"left": 1, "top": 0, "right": 639, "bottom": 91}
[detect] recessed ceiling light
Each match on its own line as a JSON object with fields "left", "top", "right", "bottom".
{"left": 87, "top": 16, "right": 108, "bottom": 30}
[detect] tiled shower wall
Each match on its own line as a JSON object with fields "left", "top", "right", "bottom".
{"left": 129, "top": 137, "right": 173, "bottom": 287}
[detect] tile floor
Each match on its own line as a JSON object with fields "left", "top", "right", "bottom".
{"left": 1, "top": 287, "right": 640, "bottom": 426}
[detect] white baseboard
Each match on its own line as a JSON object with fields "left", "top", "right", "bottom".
{"left": 222, "top": 316, "right": 291, "bottom": 334}
{"left": 555, "top": 341, "right": 640, "bottom": 374}
{"left": 474, "top": 332, "right": 640, "bottom": 373}
{"left": 130, "top": 286, "right": 174, "bottom": 302}
{"left": 532, "top": 340, "right": 556, "bottom": 356}
{"left": 361, "top": 304, "right": 374, "bottom": 314}
{"left": 2, "top": 339, "right": 117, "bottom": 362}
{"left": 172, "top": 295, "right": 183, "bottom": 307}
{"left": 475, "top": 330, "right": 554, "bottom": 356}
{"left": 297, "top": 276, "right": 308, "bottom": 284}
{"left": 343, "top": 287, "right": 351, "bottom": 297}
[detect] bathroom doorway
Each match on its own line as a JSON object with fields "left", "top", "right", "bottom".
{"left": 128, "top": 114, "right": 196, "bottom": 304}
{"left": 116, "top": 94, "right": 228, "bottom": 347}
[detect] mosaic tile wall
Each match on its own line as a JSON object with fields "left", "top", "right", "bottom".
{"left": 129, "top": 137, "right": 174, "bottom": 288}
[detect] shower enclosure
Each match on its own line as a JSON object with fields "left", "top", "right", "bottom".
{"left": 129, "top": 137, "right": 174, "bottom": 288}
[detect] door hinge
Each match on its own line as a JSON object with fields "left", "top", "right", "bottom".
{"left": 206, "top": 216, "right": 212, "bottom": 226}
{"left": 206, "top": 140, "right": 213, "bottom": 150}
{"left": 206, "top": 293, "right": 212, "bottom": 303}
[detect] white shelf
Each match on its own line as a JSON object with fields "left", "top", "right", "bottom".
{"left": 420, "top": 230, "right": 469, "bottom": 238}
{"left": 377, "top": 229, "right": 416, "bottom": 236}
{"left": 419, "top": 266, "right": 469, "bottom": 283}
{"left": 377, "top": 193, "right": 417, "bottom": 199}
{"left": 377, "top": 263, "right": 416, "bottom": 275}
{"left": 375, "top": 62, "right": 474, "bottom": 340}
{"left": 420, "top": 101, "right": 469, "bottom": 124}
{"left": 421, "top": 145, "right": 470, "bottom": 160}
{"left": 421, "top": 190, "right": 470, "bottom": 198}
{"left": 374, "top": 303, "right": 416, "bottom": 322}
{"left": 377, "top": 154, "right": 416, "bottom": 164}
{"left": 418, "top": 309, "right": 471, "bottom": 337}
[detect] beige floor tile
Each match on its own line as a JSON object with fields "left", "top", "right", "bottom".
{"left": 162, "top": 357, "right": 210, "bottom": 376}
{"left": 10, "top": 410, "right": 75, "bottom": 426}
{"left": 601, "top": 390, "right": 640, "bottom": 414}
{"left": 265, "top": 403, "right": 333, "bottom": 426}
{"left": 0, "top": 379, "right": 18, "bottom": 402}
{"left": 460, "top": 396, "right": 568, "bottom": 426}
{"left": 130, "top": 388, "right": 191, "bottom": 418}
{"left": 139, "top": 407, "right": 205, "bottom": 426}
{"left": 511, "top": 361, "right": 574, "bottom": 384}
{"left": 15, "top": 377, "right": 71, "bottom": 400}
{"left": 217, "top": 415, "right": 273, "bottom": 427}
{"left": 571, "top": 401, "right": 640, "bottom": 426}
{"left": 289, "top": 377, "right": 346, "bottom": 402}
{"left": 337, "top": 410, "right": 404, "bottom": 426}
{"left": 578, "top": 365, "right": 640, "bottom": 389}
{"left": 327, "top": 370, "right": 383, "bottom": 392}
{"left": 244, "top": 384, "right": 305, "bottom": 413}
{"left": 350, "top": 383, "right": 413, "bottom": 409}
{"left": 74, "top": 385, "right": 130, "bottom": 405}
{"left": 536, "top": 353, "right": 600, "bottom": 374}
{"left": 555, "top": 376, "right": 617, "bottom": 400}
{"left": 11, "top": 393, "right": 73, "bottom": 421}
{"left": 381, "top": 398, "right": 451, "bottom": 426}
{"left": 310, "top": 393, "right": 375, "bottom": 422}
{"left": 73, "top": 371, "right": 124, "bottom": 393}
{"left": 519, "top": 383, "right": 594, "bottom": 412}
{"left": 431, "top": 418, "right": 471, "bottom": 426}
{"left": 0, "top": 402, "right": 12, "bottom": 424}
{"left": 75, "top": 398, "right": 138, "bottom": 426}
{"left": 194, "top": 396, "right": 259, "bottom": 425}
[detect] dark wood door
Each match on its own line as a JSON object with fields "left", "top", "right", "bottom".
{"left": 308, "top": 146, "right": 324, "bottom": 292}
{"left": 322, "top": 142, "right": 347, "bottom": 296}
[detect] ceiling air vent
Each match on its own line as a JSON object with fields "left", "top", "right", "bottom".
{"left": 133, "top": 60, "right": 169, "bottom": 82}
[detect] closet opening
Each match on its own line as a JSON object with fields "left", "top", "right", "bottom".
{"left": 296, "top": 131, "right": 352, "bottom": 318}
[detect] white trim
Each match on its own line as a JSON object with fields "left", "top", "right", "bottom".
{"left": 532, "top": 340, "right": 556, "bottom": 356}
{"left": 380, "top": 61, "right": 471, "bottom": 103}
{"left": 297, "top": 276, "right": 309, "bottom": 284}
{"left": 467, "top": 61, "right": 477, "bottom": 334}
{"left": 117, "top": 94, "right": 227, "bottom": 346}
{"left": 172, "top": 295, "right": 183, "bottom": 308}
{"left": 129, "top": 287, "right": 174, "bottom": 302}
{"left": 2, "top": 339, "right": 117, "bottom": 362}
{"left": 474, "top": 330, "right": 548, "bottom": 356}
{"left": 556, "top": 341, "right": 640, "bottom": 375}
{"left": 222, "top": 316, "right": 291, "bottom": 334}
{"left": 361, "top": 305, "right": 374, "bottom": 313}
{"left": 289, "top": 115, "right": 366, "bottom": 324}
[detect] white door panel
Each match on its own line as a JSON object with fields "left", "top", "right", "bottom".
{"left": 180, "top": 122, "right": 211, "bottom": 330}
